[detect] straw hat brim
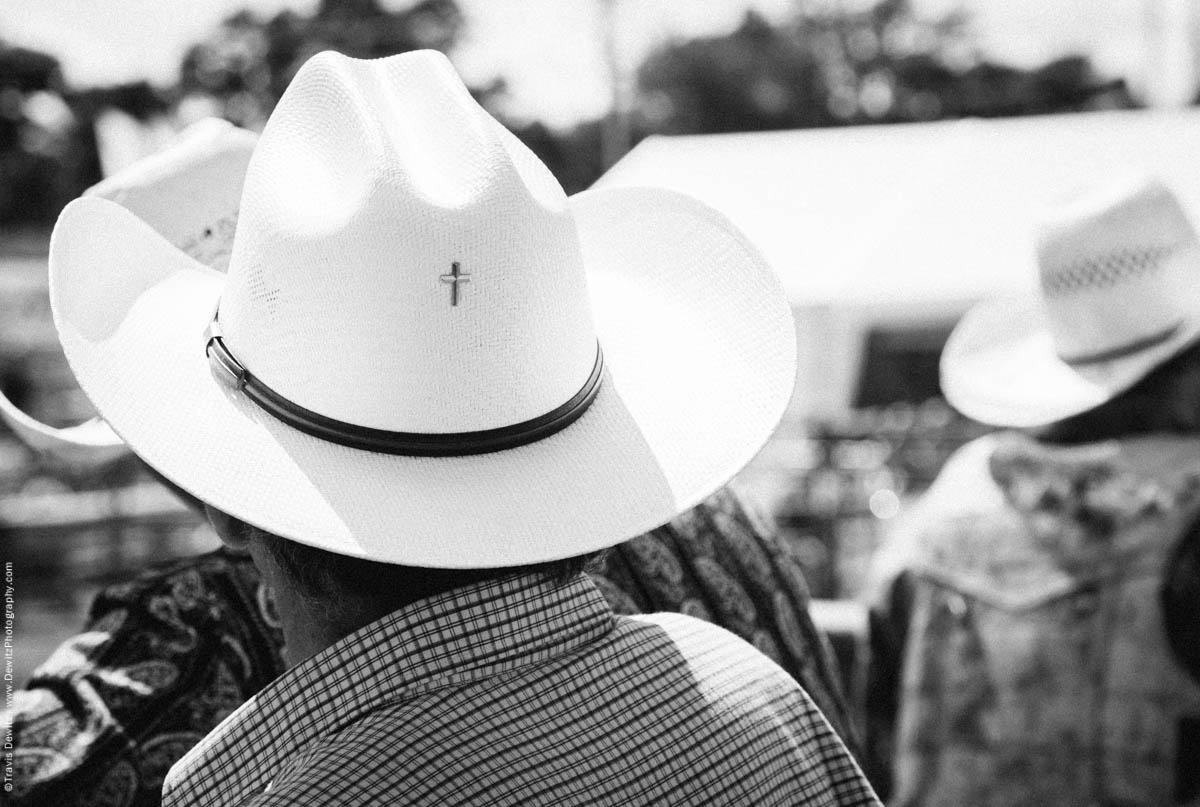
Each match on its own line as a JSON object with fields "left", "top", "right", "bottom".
{"left": 50, "top": 186, "right": 796, "bottom": 568}
{"left": 941, "top": 294, "right": 1200, "bottom": 428}
{"left": 0, "top": 119, "right": 256, "bottom": 464}
{"left": 0, "top": 397, "right": 126, "bottom": 463}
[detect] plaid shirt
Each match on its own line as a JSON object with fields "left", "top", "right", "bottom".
{"left": 163, "top": 573, "right": 878, "bottom": 806}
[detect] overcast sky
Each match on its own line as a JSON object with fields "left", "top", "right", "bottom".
{"left": 3, "top": 0, "right": 1194, "bottom": 126}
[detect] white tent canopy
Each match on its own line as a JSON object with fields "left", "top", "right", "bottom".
{"left": 596, "top": 109, "right": 1200, "bottom": 416}
{"left": 597, "top": 108, "right": 1200, "bottom": 308}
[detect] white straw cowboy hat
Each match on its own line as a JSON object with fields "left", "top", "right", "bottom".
{"left": 1, "top": 117, "right": 256, "bottom": 462}
{"left": 942, "top": 175, "right": 1200, "bottom": 428}
{"left": 49, "top": 50, "right": 796, "bottom": 567}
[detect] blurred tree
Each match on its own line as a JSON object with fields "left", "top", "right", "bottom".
{"left": 3, "top": 0, "right": 1144, "bottom": 222}
{"left": 635, "top": 0, "right": 1137, "bottom": 137}
{"left": 0, "top": 37, "right": 174, "bottom": 225}
{"left": 637, "top": 11, "right": 835, "bottom": 134}
{"left": 0, "top": 41, "right": 95, "bottom": 224}
{"left": 173, "top": 0, "right": 604, "bottom": 190}
{"left": 508, "top": 118, "right": 606, "bottom": 195}
{"left": 179, "top": 0, "right": 465, "bottom": 128}
{"left": 0, "top": 46, "right": 62, "bottom": 95}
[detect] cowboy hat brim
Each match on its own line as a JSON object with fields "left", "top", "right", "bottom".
{"left": 50, "top": 187, "right": 796, "bottom": 568}
{"left": 1, "top": 118, "right": 257, "bottom": 464}
{"left": 0, "top": 397, "right": 127, "bottom": 463}
{"left": 941, "top": 293, "right": 1200, "bottom": 428}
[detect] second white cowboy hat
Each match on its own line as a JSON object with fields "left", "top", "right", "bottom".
{"left": 0, "top": 117, "right": 256, "bottom": 462}
{"left": 942, "top": 174, "right": 1200, "bottom": 428}
{"left": 49, "top": 50, "right": 797, "bottom": 567}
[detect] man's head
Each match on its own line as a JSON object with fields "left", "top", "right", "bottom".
{"left": 1037, "top": 337, "right": 1200, "bottom": 443}
{"left": 205, "top": 505, "right": 599, "bottom": 637}
{"left": 47, "top": 50, "right": 795, "bottom": 579}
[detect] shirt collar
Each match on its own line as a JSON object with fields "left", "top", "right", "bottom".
{"left": 163, "top": 572, "right": 615, "bottom": 806}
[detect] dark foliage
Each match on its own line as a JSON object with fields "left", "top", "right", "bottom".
{"left": 636, "top": 1, "right": 1137, "bottom": 140}
{"left": 0, "top": 0, "right": 1146, "bottom": 223}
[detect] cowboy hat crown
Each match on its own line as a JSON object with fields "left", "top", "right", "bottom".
{"left": 1037, "top": 177, "right": 1200, "bottom": 367}
{"left": 221, "top": 51, "right": 599, "bottom": 437}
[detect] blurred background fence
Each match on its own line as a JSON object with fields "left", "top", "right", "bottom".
{"left": 4, "top": 0, "right": 1200, "bottom": 684}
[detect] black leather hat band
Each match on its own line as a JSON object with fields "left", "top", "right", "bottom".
{"left": 204, "top": 315, "right": 604, "bottom": 457}
{"left": 1059, "top": 321, "right": 1183, "bottom": 367}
